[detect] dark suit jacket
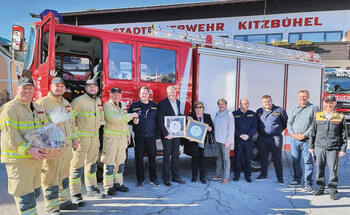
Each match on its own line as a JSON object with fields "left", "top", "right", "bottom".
{"left": 158, "top": 98, "right": 181, "bottom": 138}
{"left": 188, "top": 112, "right": 214, "bottom": 156}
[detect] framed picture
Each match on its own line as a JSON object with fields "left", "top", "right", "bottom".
{"left": 164, "top": 116, "right": 186, "bottom": 138}
{"left": 185, "top": 119, "right": 208, "bottom": 144}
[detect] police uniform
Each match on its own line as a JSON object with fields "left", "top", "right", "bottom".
{"left": 256, "top": 105, "right": 288, "bottom": 182}
{"left": 102, "top": 96, "right": 133, "bottom": 194}
{"left": 0, "top": 77, "right": 48, "bottom": 215}
{"left": 128, "top": 100, "right": 159, "bottom": 185}
{"left": 70, "top": 84, "right": 104, "bottom": 198}
{"left": 233, "top": 109, "right": 257, "bottom": 180}
{"left": 36, "top": 83, "right": 77, "bottom": 212}
{"left": 309, "top": 109, "right": 347, "bottom": 196}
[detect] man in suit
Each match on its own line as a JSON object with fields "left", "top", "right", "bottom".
{"left": 158, "top": 86, "right": 186, "bottom": 186}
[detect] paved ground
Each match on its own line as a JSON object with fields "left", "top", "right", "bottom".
{"left": 0, "top": 148, "right": 350, "bottom": 215}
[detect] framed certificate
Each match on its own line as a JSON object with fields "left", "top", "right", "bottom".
{"left": 164, "top": 116, "right": 186, "bottom": 137}
{"left": 185, "top": 119, "right": 208, "bottom": 144}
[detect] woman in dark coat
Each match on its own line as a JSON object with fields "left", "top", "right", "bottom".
{"left": 189, "top": 101, "right": 214, "bottom": 184}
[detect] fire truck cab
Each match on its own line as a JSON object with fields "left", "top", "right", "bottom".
{"left": 20, "top": 12, "right": 194, "bottom": 114}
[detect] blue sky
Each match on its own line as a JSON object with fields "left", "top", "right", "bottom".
{"left": 0, "top": 0, "right": 217, "bottom": 41}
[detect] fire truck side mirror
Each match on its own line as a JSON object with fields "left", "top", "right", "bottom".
{"left": 11, "top": 25, "right": 26, "bottom": 51}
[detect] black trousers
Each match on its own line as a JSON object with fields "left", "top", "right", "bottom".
{"left": 257, "top": 134, "right": 283, "bottom": 181}
{"left": 134, "top": 136, "right": 157, "bottom": 182}
{"left": 315, "top": 148, "right": 339, "bottom": 193}
{"left": 234, "top": 139, "right": 253, "bottom": 177}
{"left": 191, "top": 143, "right": 207, "bottom": 179}
{"left": 162, "top": 138, "right": 181, "bottom": 182}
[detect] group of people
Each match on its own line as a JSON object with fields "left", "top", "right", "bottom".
{"left": 0, "top": 77, "right": 135, "bottom": 215}
{"left": 129, "top": 87, "right": 347, "bottom": 204}
{"left": 0, "top": 76, "right": 347, "bottom": 215}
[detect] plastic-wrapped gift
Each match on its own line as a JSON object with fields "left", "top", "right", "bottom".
{"left": 49, "top": 106, "right": 73, "bottom": 124}
{"left": 24, "top": 123, "right": 66, "bottom": 159}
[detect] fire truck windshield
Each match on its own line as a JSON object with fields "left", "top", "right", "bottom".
{"left": 324, "top": 74, "right": 350, "bottom": 94}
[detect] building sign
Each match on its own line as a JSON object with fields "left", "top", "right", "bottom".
{"left": 88, "top": 10, "right": 350, "bottom": 40}
{"left": 237, "top": 17, "right": 322, "bottom": 30}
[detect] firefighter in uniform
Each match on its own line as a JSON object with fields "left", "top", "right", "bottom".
{"left": 128, "top": 86, "right": 160, "bottom": 187}
{"left": 70, "top": 79, "right": 104, "bottom": 202}
{"left": 256, "top": 95, "right": 288, "bottom": 184}
{"left": 102, "top": 87, "right": 137, "bottom": 195}
{"left": 36, "top": 77, "right": 79, "bottom": 214}
{"left": 309, "top": 95, "right": 347, "bottom": 200}
{"left": 0, "top": 77, "right": 48, "bottom": 215}
{"left": 233, "top": 98, "right": 257, "bottom": 183}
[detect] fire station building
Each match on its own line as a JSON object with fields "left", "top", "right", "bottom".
{"left": 40, "top": 0, "right": 350, "bottom": 69}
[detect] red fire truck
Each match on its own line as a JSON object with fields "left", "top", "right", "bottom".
{"left": 13, "top": 12, "right": 324, "bottom": 169}
{"left": 324, "top": 68, "right": 350, "bottom": 133}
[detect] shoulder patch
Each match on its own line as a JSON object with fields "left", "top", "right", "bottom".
{"left": 315, "top": 112, "right": 326, "bottom": 121}
{"left": 331, "top": 112, "right": 343, "bottom": 122}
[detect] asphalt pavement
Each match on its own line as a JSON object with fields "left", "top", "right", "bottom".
{"left": 0, "top": 148, "right": 350, "bottom": 215}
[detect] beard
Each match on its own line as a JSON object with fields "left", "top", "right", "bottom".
{"left": 86, "top": 91, "right": 97, "bottom": 99}
{"left": 51, "top": 90, "right": 64, "bottom": 97}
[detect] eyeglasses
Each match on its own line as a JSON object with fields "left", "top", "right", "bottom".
{"left": 195, "top": 106, "right": 203, "bottom": 109}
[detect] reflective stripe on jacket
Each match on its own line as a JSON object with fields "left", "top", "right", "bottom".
{"left": 309, "top": 111, "right": 348, "bottom": 152}
{"left": 36, "top": 92, "right": 76, "bottom": 145}
{"left": 103, "top": 100, "right": 132, "bottom": 137}
{"left": 0, "top": 97, "right": 48, "bottom": 162}
{"left": 71, "top": 94, "right": 104, "bottom": 138}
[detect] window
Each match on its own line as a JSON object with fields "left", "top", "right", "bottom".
{"left": 267, "top": 34, "right": 282, "bottom": 44}
{"left": 108, "top": 43, "right": 132, "bottom": 80}
{"left": 289, "top": 31, "right": 342, "bottom": 43}
{"left": 247, "top": 35, "right": 265, "bottom": 43}
{"left": 234, "top": 34, "right": 282, "bottom": 44}
{"left": 234, "top": 36, "right": 245, "bottom": 41}
{"left": 324, "top": 72, "right": 350, "bottom": 94}
{"left": 303, "top": 32, "right": 324, "bottom": 42}
{"left": 58, "top": 56, "right": 90, "bottom": 81}
{"left": 326, "top": 32, "right": 342, "bottom": 42}
{"left": 289, "top": 34, "right": 300, "bottom": 43}
{"left": 24, "top": 27, "right": 36, "bottom": 70}
{"left": 140, "top": 47, "right": 176, "bottom": 83}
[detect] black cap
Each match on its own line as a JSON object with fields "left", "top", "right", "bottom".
{"left": 51, "top": 77, "right": 65, "bottom": 85}
{"left": 324, "top": 95, "right": 337, "bottom": 102}
{"left": 18, "top": 77, "right": 34, "bottom": 87}
{"left": 86, "top": 79, "right": 98, "bottom": 86}
{"left": 111, "top": 87, "right": 121, "bottom": 93}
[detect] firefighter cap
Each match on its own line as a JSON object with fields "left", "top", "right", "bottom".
{"left": 18, "top": 76, "right": 34, "bottom": 87}
{"left": 86, "top": 79, "right": 98, "bottom": 86}
{"left": 111, "top": 87, "right": 122, "bottom": 94}
{"left": 51, "top": 77, "right": 65, "bottom": 85}
{"left": 324, "top": 95, "right": 337, "bottom": 102}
